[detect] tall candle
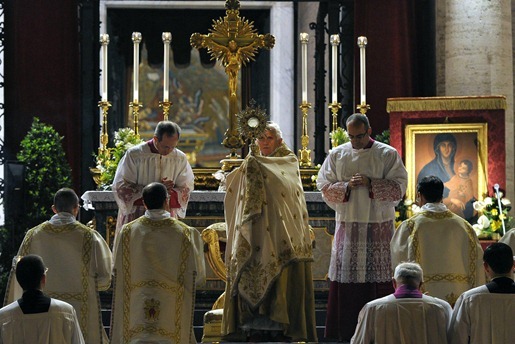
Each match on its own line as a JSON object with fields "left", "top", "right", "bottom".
{"left": 330, "top": 34, "right": 340, "bottom": 103}
{"left": 132, "top": 32, "right": 142, "bottom": 102}
{"left": 357, "top": 36, "right": 367, "bottom": 105}
{"left": 300, "top": 33, "right": 309, "bottom": 103}
{"left": 100, "top": 34, "right": 109, "bottom": 101}
{"left": 162, "top": 32, "right": 172, "bottom": 102}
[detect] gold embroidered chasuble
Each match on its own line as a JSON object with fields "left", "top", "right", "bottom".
{"left": 222, "top": 144, "right": 317, "bottom": 340}
{"left": 391, "top": 209, "right": 485, "bottom": 305}
{"left": 110, "top": 216, "right": 205, "bottom": 344}
{"left": 4, "top": 221, "right": 112, "bottom": 344}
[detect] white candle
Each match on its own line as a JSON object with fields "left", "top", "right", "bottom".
{"left": 300, "top": 33, "right": 309, "bottom": 103}
{"left": 330, "top": 34, "right": 340, "bottom": 103}
{"left": 132, "top": 32, "right": 142, "bottom": 102}
{"left": 162, "top": 32, "right": 172, "bottom": 102}
{"left": 357, "top": 36, "right": 367, "bottom": 105}
{"left": 100, "top": 34, "right": 109, "bottom": 101}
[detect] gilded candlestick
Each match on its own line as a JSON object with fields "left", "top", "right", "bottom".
{"left": 98, "top": 100, "right": 111, "bottom": 156}
{"left": 129, "top": 101, "right": 142, "bottom": 138}
{"left": 329, "top": 101, "right": 342, "bottom": 148}
{"left": 159, "top": 100, "right": 173, "bottom": 121}
{"left": 298, "top": 101, "right": 312, "bottom": 168}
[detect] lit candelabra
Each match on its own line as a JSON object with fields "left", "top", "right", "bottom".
{"left": 159, "top": 32, "right": 173, "bottom": 121}
{"left": 356, "top": 36, "right": 370, "bottom": 115}
{"left": 298, "top": 32, "right": 312, "bottom": 167}
{"left": 98, "top": 33, "right": 111, "bottom": 157}
{"left": 130, "top": 32, "right": 142, "bottom": 137}
{"left": 329, "top": 34, "right": 342, "bottom": 148}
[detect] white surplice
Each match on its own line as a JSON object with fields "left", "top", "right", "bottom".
{"left": 350, "top": 294, "right": 452, "bottom": 344}
{"left": 0, "top": 299, "right": 85, "bottom": 344}
{"left": 391, "top": 203, "right": 485, "bottom": 305}
{"left": 110, "top": 209, "right": 205, "bottom": 344}
{"left": 4, "top": 213, "right": 112, "bottom": 344}
{"left": 112, "top": 141, "right": 194, "bottom": 248}
{"left": 317, "top": 140, "right": 408, "bottom": 283}
{"left": 448, "top": 285, "right": 515, "bottom": 344}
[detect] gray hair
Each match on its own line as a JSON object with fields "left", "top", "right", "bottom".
{"left": 265, "top": 121, "right": 283, "bottom": 139}
{"left": 394, "top": 262, "right": 424, "bottom": 288}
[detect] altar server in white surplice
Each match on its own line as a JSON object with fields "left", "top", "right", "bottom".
{"left": 351, "top": 262, "right": 452, "bottom": 344}
{"left": 391, "top": 175, "right": 485, "bottom": 306}
{"left": 0, "top": 255, "right": 84, "bottom": 344}
{"left": 110, "top": 182, "right": 205, "bottom": 344}
{"left": 112, "top": 121, "right": 194, "bottom": 251}
{"left": 449, "top": 243, "right": 515, "bottom": 344}
{"left": 317, "top": 113, "right": 408, "bottom": 341}
{"left": 4, "top": 188, "right": 112, "bottom": 344}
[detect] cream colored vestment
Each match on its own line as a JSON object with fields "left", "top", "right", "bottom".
{"left": 110, "top": 210, "right": 205, "bottom": 344}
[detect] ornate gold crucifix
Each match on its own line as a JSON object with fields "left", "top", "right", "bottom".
{"left": 191, "top": 0, "right": 275, "bottom": 165}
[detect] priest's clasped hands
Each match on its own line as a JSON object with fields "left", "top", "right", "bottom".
{"left": 348, "top": 173, "right": 371, "bottom": 190}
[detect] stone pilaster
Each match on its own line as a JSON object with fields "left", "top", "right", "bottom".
{"left": 437, "top": 0, "right": 514, "bottom": 200}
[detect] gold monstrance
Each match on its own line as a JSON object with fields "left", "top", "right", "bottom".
{"left": 191, "top": 0, "right": 275, "bottom": 170}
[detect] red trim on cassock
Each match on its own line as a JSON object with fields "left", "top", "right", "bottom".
{"left": 168, "top": 189, "right": 180, "bottom": 208}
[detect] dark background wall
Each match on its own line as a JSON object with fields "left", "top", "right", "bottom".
{"left": 5, "top": 0, "right": 82, "bottom": 190}
{"left": 3, "top": 0, "right": 434, "bottom": 198}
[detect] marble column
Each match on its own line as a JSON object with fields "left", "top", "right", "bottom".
{"left": 437, "top": 0, "right": 514, "bottom": 200}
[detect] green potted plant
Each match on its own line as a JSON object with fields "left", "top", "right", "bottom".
{"left": 16, "top": 117, "right": 73, "bottom": 225}
{"left": 0, "top": 117, "right": 73, "bottom": 300}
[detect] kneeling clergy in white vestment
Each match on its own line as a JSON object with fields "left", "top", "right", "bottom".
{"left": 110, "top": 182, "right": 205, "bottom": 344}
{"left": 391, "top": 175, "right": 484, "bottom": 306}
{"left": 449, "top": 243, "right": 515, "bottom": 344}
{"left": 351, "top": 262, "right": 452, "bottom": 344}
{"left": 4, "top": 188, "right": 112, "bottom": 344}
{"left": 0, "top": 255, "right": 84, "bottom": 344}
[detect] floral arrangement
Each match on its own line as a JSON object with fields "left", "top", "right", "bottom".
{"left": 472, "top": 194, "right": 512, "bottom": 239}
{"left": 95, "top": 128, "right": 143, "bottom": 189}
{"left": 329, "top": 127, "right": 350, "bottom": 147}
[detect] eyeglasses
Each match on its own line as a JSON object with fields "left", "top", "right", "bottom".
{"left": 348, "top": 131, "right": 368, "bottom": 140}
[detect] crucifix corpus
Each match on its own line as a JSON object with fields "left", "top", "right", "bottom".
{"left": 191, "top": 0, "right": 275, "bottom": 170}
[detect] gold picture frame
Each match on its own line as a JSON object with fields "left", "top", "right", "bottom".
{"left": 405, "top": 123, "right": 488, "bottom": 209}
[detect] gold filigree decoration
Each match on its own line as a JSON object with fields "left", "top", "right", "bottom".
{"left": 144, "top": 298, "right": 161, "bottom": 322}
